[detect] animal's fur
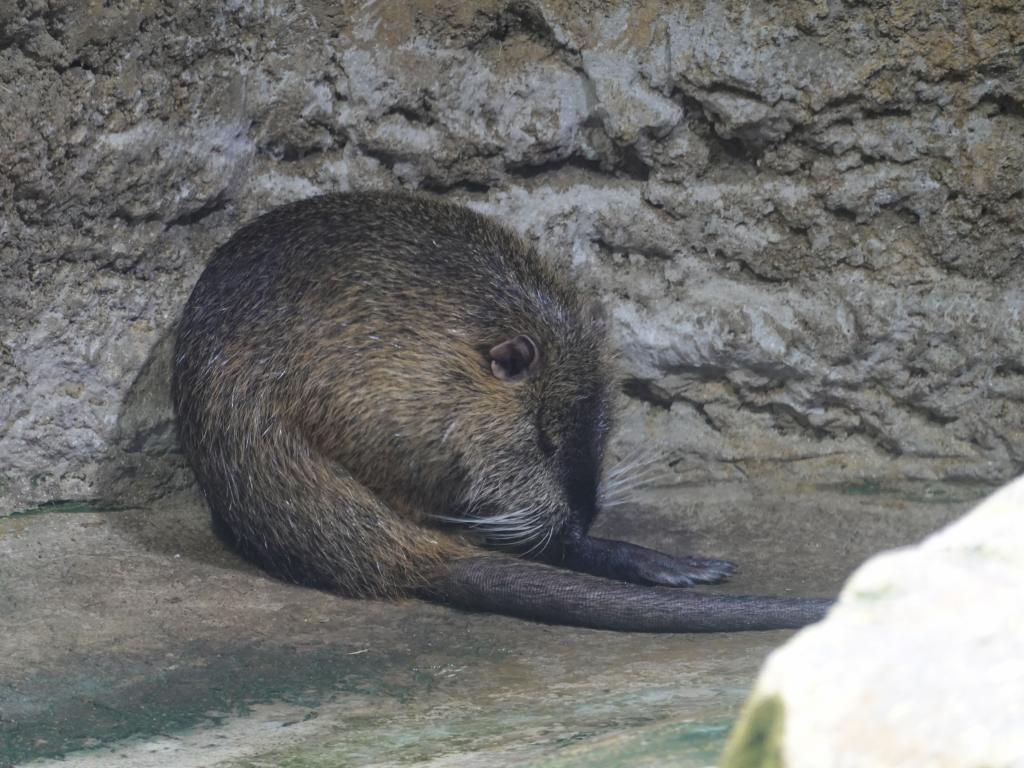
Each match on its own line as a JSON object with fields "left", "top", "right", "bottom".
{"left": 174, "top": 192, "right": 609, "bottom": 595}
{"left": 173, "top": 192, "right": 833, "bottom": 632}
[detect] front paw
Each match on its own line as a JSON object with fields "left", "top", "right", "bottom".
{"left": 636, "top": 554, "right": 737, "bottom": 587}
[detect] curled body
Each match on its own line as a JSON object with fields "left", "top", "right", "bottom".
{"left": 172, "top": 192, "right": 832, "bottom": 632}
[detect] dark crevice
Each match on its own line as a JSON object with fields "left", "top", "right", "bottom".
{"left": 384, "top": 104, "right": 431, "bottom": 124}
{"left": 932, "top": 68, "right": 974, "bottom": 86}
{"left": 621, "top": 378, "right": 673, "bottom": 410}
{"left": 359, "top": 146, "right": 403, "bottom": 174}
{"left": 727, "top": 254, "right": 787, "bottom": 284}
{"left": 737, "top": 400, "right": 834, "bottom": 443}
{"left": 258, "top": 143, "right": 320, "bottom": 163}
{"left": 110, "top": 207, "right": 162, "bottom": 225}
{"left": 862, "top": 106, "right": 913, "bottom": 120}
{"left": 621, "top": 379, "right": 721, "bottom": 433}
{"left": 994, "top": 360, "right": 1024, "bottom": 377}
{"left": 478, "top": 2, "right": 561, "bottom": 51}
{"left": 125, "top": 419, "right": 177, "bottom": 453}
{"left": 165, "top": 193, "right": 229, "bottom": 229}
{"left": 505, "top": 154, "right": 606, "bottom": 180}
{"left": 977, "top": 92, "right": 1024, "bottom": 118}
{"left": 696, "top": 80, "right": 769, "bottom": 105}
{"left": 712, "top": 133, "right": 762, "bottom": 163}
{"left": 676, "top": 395, "right": 720, "bottom": 433}
{"left": 817, "top": 92, "right": 863, "bottom": 115}
{"left": 420, "top": 177, "right": 492, "bottom": 195}
{"left": 64, "top": 58, "right": 98, "bottom": 74}
{"left": 592, "top": 235, "right": 674, "bottom": 263}
{"left": 829, "top": 206, "right": 859, "bottom": 223}
{"left": 901, "top": 400, "right": 958, "bottom": 427}
{"left": 671, "top": 90, "right": 763, "bottom": 165}
{"left": 615, "top": 143, "right": 652, "bottom": 181}
{"left": 851, "top": 418, "right": 903, "bottom": 457}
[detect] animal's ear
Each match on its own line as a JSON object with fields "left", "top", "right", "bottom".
{"left": 489, "top": 335, "right": 540, "bottom": 382}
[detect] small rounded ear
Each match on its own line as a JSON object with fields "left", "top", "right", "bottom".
{"left": 489, "top": 335, "right": 540, "bottom": 382}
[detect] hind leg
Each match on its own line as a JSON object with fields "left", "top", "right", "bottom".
{"left": 558, "top": 534, "right": 736, "bottom": 587}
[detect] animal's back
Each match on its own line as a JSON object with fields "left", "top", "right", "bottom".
{"left": 172, "top": 192, "right": 585, "bottom": 596}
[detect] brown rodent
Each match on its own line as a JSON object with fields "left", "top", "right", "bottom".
{"left": 172, "top": 192, "right": 832, "bottom": 632}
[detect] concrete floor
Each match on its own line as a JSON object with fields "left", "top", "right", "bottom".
{"left": 0, "top": 480, "right": 987, "bottom": 767}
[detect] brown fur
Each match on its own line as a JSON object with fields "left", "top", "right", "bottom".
{"left": 173, "top": 191, "right": 834, "bottom": 632}
{"left": 173, "top": 192, "right": 611, "bottom": 597}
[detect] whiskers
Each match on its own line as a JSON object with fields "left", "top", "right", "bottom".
{"left": 600, "top": 447, "right": 669, "bottom": 510}
{"left": 429, "top": 448, "right": 670, "bottom": 556}
{"left": 431, "top": 503, "right": 556, "bottom": 557}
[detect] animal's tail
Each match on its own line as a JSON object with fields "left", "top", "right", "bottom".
{"left": 424, "top": 556, "right": 833, "bottom": 632}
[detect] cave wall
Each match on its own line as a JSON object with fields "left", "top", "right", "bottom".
{"left": 1, "top": 0, "right": 1022, "bottom": 513}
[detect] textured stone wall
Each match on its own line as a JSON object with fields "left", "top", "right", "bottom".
{"left": 2, "top": 1, "right": 1022, "bottom": 512}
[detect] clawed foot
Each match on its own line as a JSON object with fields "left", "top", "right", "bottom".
{"left": 633, "top": 552, "right": 737, "bottom": 587}
{"left": 559, "top": 534, "right": 737, "bottom": 587}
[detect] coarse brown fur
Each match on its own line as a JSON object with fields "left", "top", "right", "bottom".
{"left": 173, "top": 192, "right": 833, "bottom": 632}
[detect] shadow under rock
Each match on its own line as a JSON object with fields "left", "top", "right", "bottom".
{"left": 96, "top": 325, "right": 250, "bottom": 573}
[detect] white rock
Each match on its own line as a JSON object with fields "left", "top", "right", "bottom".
{"left": 721, "top": 475, "right": 1024, "bottom": 768}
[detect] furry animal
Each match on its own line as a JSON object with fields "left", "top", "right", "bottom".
{"left": 172, "top": 192, "right": 832, "bottom": 631}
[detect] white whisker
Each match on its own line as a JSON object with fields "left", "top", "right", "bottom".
{"left": 430, "top": 502, "right": 550, "bottom": 551}
{"left": 599, "top": 449, "right": 671, "bottom": 510}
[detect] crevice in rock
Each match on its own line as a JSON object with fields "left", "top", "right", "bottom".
{"left": 165, "top": 193, "right": 229, "bottom": 229}
{"left": 977, "top": 92, "right": 1024, "bottom": 118}
{"left": 420, "top": 177, "right": 492, "bottom": 195}
{"left": 621, "top": 378, "right": 722, "bottom": 433}
{"left": 719, "top": 251, "right": 789, "bottom": 284}
{"left": 902, "top": 399, "right": 959, "bottom": 427}
{"left": 484, "top": 2, "right": 555, "bottom": 44}
{"left": 472, "top": 0, "right": 579, "bottom": 70}
{"left": 827, "top": 205, "right": 859, "bottom": 223}
{"left": 739, "top": 400, "right": 835, "bottom": 443}
{"left": 621, "top": 378, "right": 674, "bottom": 409}
{"left": 358, "top": 146, "right": 404, "bottom": 175}
{"left": 60, "top": 58, "right": 98, "bottom": 74}
{"left": 677, "top": 395, "right": 721, "bottom": 433}
{"left": 852, "top": 417, "right": 903, "bottom": 457}
{"left": 615, "top": 143, "right": 652, "bottom": 181}
{"left": 505, "top": 154, "right": 607, "bottom": 181}
{"left": 670, "top": 89, "right": 764, "bottom": 165}
{"left": 110, "top": 207, "right": 162, "bottom": 226}
{"left": 384, "top": 103, "right": 432, "bottom": 125}
{"left": 257, "top": 140, "right": 326, "bottom": 163}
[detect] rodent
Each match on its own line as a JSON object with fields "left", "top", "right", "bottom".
{"left": 172, "top": 191, "right": 832, "bottom": 632}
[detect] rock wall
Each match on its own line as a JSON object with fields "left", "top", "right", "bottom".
{"left": 2, "top": 1, "right": 1022, "bottom": 512}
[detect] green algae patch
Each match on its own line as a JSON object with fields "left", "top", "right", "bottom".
{"left": 825, "top": 480, "right": 995, "bottom": 505}
{"left": 852, "top": 585, "right": 896, "bottom": 602}
{"left": 9, "top": 499, "right": 136, "bottom": 518}
{"left": 211, "top": 699, "right": 734, "bottom": 768}
{"left": 718, "top": 695, "right": 786, "bottom": 768}
{"left": 536, "top": 718, "right": 734, "bottom": 768}
{"left": 1, "top": 639, "right": 492, "bottom": 766}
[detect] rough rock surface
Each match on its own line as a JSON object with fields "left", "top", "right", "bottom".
{"left": 2, "top": 1, "right": 1022, "bottom": 511}
{"left": 720, "top": 473, "right": 1024, "bottom": 768}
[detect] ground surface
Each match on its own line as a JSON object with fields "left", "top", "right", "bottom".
{"left": 0, "top": 481, "right": 986, "bottom": 768}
